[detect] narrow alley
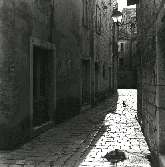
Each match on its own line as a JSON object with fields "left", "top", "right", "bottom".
{"left": 0, "top": 90, "right": 151, "bottom": 167}
{"left": 0, "top": 0, "right": 165, "bottom": 166}
{"left": 79, "top": 90, "right": 151, "bottom": 167}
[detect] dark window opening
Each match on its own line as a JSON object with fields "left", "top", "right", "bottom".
{"left": 119, "top": 58, "right": 124, "bottom": 67}
{"left": 83, "top": 0, "right": 90, "bottom": 29}
{"left": 95, "top": 63, "right": 99, "bottom": 94}
{"left": 103, "top": 64, "right": 106, "bottom": 79}
{"left": 96, "top": 4, "right": 101, "bottom": 35}
{"left": 127, "top": 0, "right": 139, "bottom": 6}
{"left": 82, "top": 60, "right": 90, "bottom": 105}
{"left": 121, "top": 43, "right": 124, "bottom": 51}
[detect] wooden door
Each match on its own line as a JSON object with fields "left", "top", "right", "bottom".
{"left": 33, "top": 47, "right": 51, "bottom": 127}
{"left": 82, "top": 60, "right": 90, "bottom": 105}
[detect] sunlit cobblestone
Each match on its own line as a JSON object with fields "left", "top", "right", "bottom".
{"left": 0, "top": 90, "right": 151, "bottom": 167}
{"left": 79, "top": 89, "right": 151, "bottom": 167}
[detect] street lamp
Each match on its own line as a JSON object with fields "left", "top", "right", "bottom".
{"left": 111, "top": 10, "right": 137, "bottom": 70}
{"left": 111, "top": 10, "right": 123, "bottom": 92}
{"left": 111, "top": 10, "right": 123, "bottom": 24}
{"left": 111, "top": 10, "right": 136, "bottom": 29}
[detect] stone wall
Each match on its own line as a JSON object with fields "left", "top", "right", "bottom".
{"left": 0, "top": 0, "right": 115, "bottom": 149}
{"left": 157, "top": 5, "right": 165, "bottom": 155}
{"left": 53, "top": 0, "right": 83, "bottom": 122}
{"left": 0, "top": 0, "right": 47, "bottom": 149}
{"left": 92, "top": 0, "right": 115, "bottom": 102}
{"left": 136, "top": 0, "right": 165, "bottom": 164}
{"left": 136, "top": 0, "right": 159, "bottom": 160}
{"left": 0, "top": 0, "right": 83, "bottom": 149}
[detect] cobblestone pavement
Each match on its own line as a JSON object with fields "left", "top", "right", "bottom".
{"left": 79, "top": 89, "right": 151, "bottom": 167}
{"left": 0, "top": 89, "right": 151, "bottom": 167}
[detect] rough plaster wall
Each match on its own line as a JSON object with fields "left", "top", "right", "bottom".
{"left": 93, "top": 0, "right": 113, "bottom": 94}
{"left": 0, "top": 0, "right": 83, "bottom": 148}
{"left": 53, "top": 0, "right": 82, "bottom": 122}
{"left": 80, "top": 0, "right": 91, "bottom": 59}
{"left": 0, "top": 0, "right": 63, "bottom": 149}
{"left": 0, "top": 0, "right": 34, "bottom": 149}
{"left": 0, "top": 0, "right": 115, "bottom": 149}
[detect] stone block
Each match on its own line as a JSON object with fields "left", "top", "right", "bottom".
{"left": 159, "top": 86, "right": 165, "bottom": 109}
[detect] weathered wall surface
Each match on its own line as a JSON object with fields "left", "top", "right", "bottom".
{"left": 136, "top": 0, "right": 165, "bottom": 163}
{"left": 93, "top": 0, "right": 114, "bottom": 102}
{"left": 0, "top": 0, "right": 115, "bottom": 149}
{"left": 157, "top": 5, "right": 165, "bottom": 155}
{"left": 136, "top": 0, "right": 158, "bottom": 158}
{"left": 0, "top": 0, "right": 38, "bottom": 149}
{"left": 0, "top": 0, "right": 83, "bottom": 149}
{"left": 53, "top": 0, "right": 82, "bottom": 122}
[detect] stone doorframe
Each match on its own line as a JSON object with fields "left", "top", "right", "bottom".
{"left": 30, "top": 37, "right": 56, "bottom": 136}
{"left": 80, "top": 57, "right": 92, "bottom": 111}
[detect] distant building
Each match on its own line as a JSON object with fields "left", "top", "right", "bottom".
{"left": 122, "top": 8, "right": 137, "bottom": 35}
{"left": 117, "top": 8, "right": 137, "bottom": 89}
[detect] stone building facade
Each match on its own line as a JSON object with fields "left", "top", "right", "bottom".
{"left": 93, "top": 0, "right": 117, "bottom": 103}
{"left": 117, "top": 8, "right": 137, "bottom": 89}
{"left": 122, "top": 8, "right": 137, "bottom": 35}
{"left": 133, "top": 0, "right": 165, "bottom": 166}
{"left": 0, "top": 0, "right": 117, "bottom": 149}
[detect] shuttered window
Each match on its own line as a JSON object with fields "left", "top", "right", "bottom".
{"left": 127, "top": 0, "right": 139, "bottom": 6}
{"left": 96, "top": 4, "right": 101, "bottom": 35}
{"left": 83, "top": 0, "right": 90, "bottom": 29}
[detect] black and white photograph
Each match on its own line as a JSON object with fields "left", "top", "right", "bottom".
{"left": 0, "top": 0, "right": 163, "bottom": 166}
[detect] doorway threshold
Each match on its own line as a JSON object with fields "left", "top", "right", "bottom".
{"left": 32, "top": 121, "right": 54, "bottom": 138}
{"left": 81, "top": 104, "right": 91, "bottom": 112}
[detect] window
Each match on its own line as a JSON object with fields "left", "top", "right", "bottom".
{"left": 96, "top": 4, "right": 101, "bottom": 34}
{"left": 103, "top": 64, "right": 108, "bottom": 80}
{"left": 121, "top": 43, "right": 124, "bottom": 51}
{"left": 127, "top": 0, "right": 139, "bottom": 6}
{"left": 103, "top": 64, "right": 106, "bottom": 79}
{"left": 83, "top": 0, "right": 90, "bottom": 28}
{"left": 119, "top": 58, "right": 124, "bottom": 66}
{"left": 113, "top": 0, "right": 118, "bottom": 11}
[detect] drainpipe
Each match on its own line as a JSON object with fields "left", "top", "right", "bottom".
{"left": 49, "top": 0, "right": 54, "bottom": 43}
{"left": 49, "top": 0, "right": 56, "bottom": 123}
{"left": 90, "top": 0, "right": 95, "bottom": 106}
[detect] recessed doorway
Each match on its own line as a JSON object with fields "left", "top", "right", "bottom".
{"left": 33, "top": 47, "right": 52, "bottom": 127}
{"left": 30, "top": 38, "right": 56, "bottom": 131}
{"left": 81, "top": 59, "right": 91, "bottom": 105}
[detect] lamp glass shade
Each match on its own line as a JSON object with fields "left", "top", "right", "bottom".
{"left": 112, "top": 17, "right": 118, "bottom": 23}
{"left": 112, "top": 15, "right": 122, "bottom": 23}
{"left": 117, "top": 15, "right": 122, "bottom": 23}
{"left": 111, "top": 10, "right": 123, "bottom": 23}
